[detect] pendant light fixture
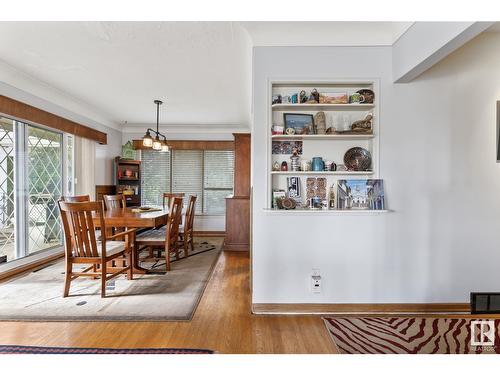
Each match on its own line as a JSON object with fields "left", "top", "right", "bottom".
{"left": 142, "top": 99, "right": 169, "bottom": 152}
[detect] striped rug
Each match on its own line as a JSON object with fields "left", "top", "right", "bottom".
{"left": 323, "top": 317, "right": 500, "bottom": 354}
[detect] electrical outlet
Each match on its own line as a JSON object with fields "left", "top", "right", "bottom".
{"left": 311, "top": 273, "right": 321, "bottom": 293}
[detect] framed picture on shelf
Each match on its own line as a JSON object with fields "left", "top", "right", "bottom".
{"left": 283, "top": 113, "right": 314, "bottom": 135}
{"left": 272, "top": 190, "right": 286, "bottom": 208}
{"left": 319, "top": 92, "right": 348, "bottom": 104}
{"left": 337, "top": 179, "right": 385, "bottom": 210}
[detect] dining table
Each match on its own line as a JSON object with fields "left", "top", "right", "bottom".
{"left": 92, "top": 207, "right": 169, "bottom": 274}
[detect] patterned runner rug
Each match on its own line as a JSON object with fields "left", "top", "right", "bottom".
{"left": 0, "top": 345, "right": 213, "bottom": 354}
{"left": 323, "top": 317, "right": 500, "bottom": 354}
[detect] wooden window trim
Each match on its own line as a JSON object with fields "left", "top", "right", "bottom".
{"left": 133, "top": 139, "right": 234, "bottom": 151}
{"left": 0, "top": 95, "right": 107, "bottom": 144}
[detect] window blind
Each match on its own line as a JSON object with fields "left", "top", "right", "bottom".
{"left": 141, "top": 150, "right": 171, "bottom": 207}
{"left": 172, "top": 150, "right": 203, "bottom": 214}
{"left": 203, "top": 150, "right": 234, "bottom": 214}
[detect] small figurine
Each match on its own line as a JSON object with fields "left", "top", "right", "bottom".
{"left": 306, "top": 88, "right": 320, "bottom": 104}
{"left": 299, "top": 90, "right": 308, "bottom": 103}
{"left": 273, "top": 161, "right": 281, "bottom": 171}
{"left": 281, "top": 161, "right": 288, "bottom": 171}
{"left": 351, "top": 113, "right": 373, "bottom": 133}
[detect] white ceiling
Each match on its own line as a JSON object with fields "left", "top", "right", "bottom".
{"left": 0, "top": 21, "right": 413, "bottom": 129}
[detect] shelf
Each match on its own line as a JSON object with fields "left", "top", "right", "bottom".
{"left": 118, "top": 178, "right": 139, "bottom": 181}
{"left": 262, "top": 208, "right": 389, "bottom": 215}
{"left": 271, "top": 134, "right": 374, "bottom": 140}
{"left": 272, "top": 103, "right": 374, "bottom": 111}
{"left": 271, "top": 171, "right": 373, "bottom": 176}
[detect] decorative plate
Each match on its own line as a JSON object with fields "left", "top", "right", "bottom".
{"left": 343, "top": 147, "right": 372, "bottom": 171}
{"left": 356, "top": 89, "right": 375, "bottom": 104}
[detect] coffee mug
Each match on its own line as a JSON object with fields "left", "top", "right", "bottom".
{"left": 350, "top": 93, "right": 365, "bottom": 104}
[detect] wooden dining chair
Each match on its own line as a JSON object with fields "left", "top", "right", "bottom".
{"left": 103, "top": 194, "right": 127, "bottom": 210}
{"left": 58, "top": 200, "right": 136, "bottom": 298}
{"left": 136, "top": 197, "right": 183, "bottom": 271}
{"left": 163, "top": 192, "right": 185, "bottom": 210}
{"left": 179, "top": 195, "right": 197, "bottom": 257}
{"left": 60, "top": 195, "right": 90, "bottom": 202}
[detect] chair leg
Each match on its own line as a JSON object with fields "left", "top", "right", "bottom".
{"left": 63, "top": 260, "right": 72, "bottom": 298}
{"left": 127, "top": 251, "right": 133, "bottom": 280}
{"left": 184, "top": 237, "right": 189, "bottom": 258}
{"left": 165, "top": 244, "right": 171, "bottom": 271}
{"left": 92, "top": 264, "right": 97, "bottom": 279}
{"left": 101, "top": 261, "right": 107, "bottom": 298}
{"left": 190, "top": 234, "right": 195, "bottom": 252}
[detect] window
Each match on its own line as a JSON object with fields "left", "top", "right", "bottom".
{"left": 172, "top": 150, "right": 203, "bottom": 214}
{"left": 203, "top": 151, "right": 234, "bottom": 214}
{"left": 141, "top": 149, "right": 171, "bottom": 207}
{"left": 0, "top": 116, "right": 73, "bottom": 263}
{"left": 141, "top": 149, "right": 234, "bottom": 215}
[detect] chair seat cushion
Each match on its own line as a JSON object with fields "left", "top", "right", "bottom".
{"left": 136, "top": 228, "right": 166, "bottom": 243}
{"left": 97, "top": 241, "right": 126, "bottom": 257}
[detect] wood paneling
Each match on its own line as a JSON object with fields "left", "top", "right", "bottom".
{"left": 233, "top": 133, "right": 251, "bottom": 197}
{"left": 133, "top": 140, "right": 234, "bottom": 151}
{"left": 252, "top": 303, "right": 471, "bottom": 315}
{"left": 224, "top": 134, "right": 251, "bottom": 251}
{"left": 0, "top": 95, "right": 107, "bottom": 144}
{"left": 223, "top": 196, "right": 250, "bottom": 251}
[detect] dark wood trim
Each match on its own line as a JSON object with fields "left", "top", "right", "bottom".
{"left": 133, "top": 140, "right": 234, "bottom": 151}
{"left": 0, "top": 95, "right": 107, "bottom": 144}
{"left": 193, "top": 231, "right": 226, "bottom": 237}
{"left": 0, "top": 252, "right": 64, "bottom": 282}
{"left": 252, "top": 303, "right": 471, "bottom": 315}
{"left": 223, "top": 243, "right": 249, "bottom": 251}
{"left": 233, "top": 133, "right": 251, "bottom": 197}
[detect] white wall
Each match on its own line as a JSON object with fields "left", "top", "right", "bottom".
{"left": 252, "top": 33, "right": 500, "bottom": 304}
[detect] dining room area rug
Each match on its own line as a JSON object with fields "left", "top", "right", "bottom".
{"left": 323, "top": 317, "right": 500, "bottom": 354}
{"left": 0, "top": 238, "right": 222, "bottom": 321}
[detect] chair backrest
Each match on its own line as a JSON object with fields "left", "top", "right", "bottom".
{"left": 60, "top": 195, "right": 90, "bottom": 202}
{"left": 166, "top": 197, "right": 183, "bottom": 245}
{"left": 103, "top": 194, "right": 126, "bottom": 210}
{"left": 163, "top": 192, "right": 184, "bottom": 209}
{"left": 58, "top": 201, "right": 107, "bottom": 259}
{"left": 184, "top": 195, "right": 197, "bottom": 232}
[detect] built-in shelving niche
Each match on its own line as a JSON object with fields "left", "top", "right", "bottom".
{"left": 267, "top": 80, "right": 383, "bottom": 214}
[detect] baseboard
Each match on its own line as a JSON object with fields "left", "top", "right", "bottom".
{"left": 222, "top": 242, "right": 249, "bottom": 251}
{"left": 0, "top": 252, "right": 64, "bottom": 282}
{"left": 193, "top": 231, "right": 226, "bottom": 237}
{"left": 252, "top": 303, "right": 471, "bottom": 315}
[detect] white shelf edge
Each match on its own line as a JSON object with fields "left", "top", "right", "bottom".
{"left": 262, "top": 208, "right": 390, "bottom": 215}
{"left": 271, "top": 134, "right": 374, "bottom": 140}
{"left": 272, "top": 103, "right": 374, "bottom": 110}
{"left": 270, "top": 171, "right": 374, "bottom": 175}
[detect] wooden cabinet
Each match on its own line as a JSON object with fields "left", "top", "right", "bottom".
{"left": 114, "top": 157, "right": 141, "bottom": 207}
{"left": 223, "top": 133, "right": 251, "bottom": 252}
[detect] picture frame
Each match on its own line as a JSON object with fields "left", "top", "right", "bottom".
{"left": 337, "top": 179, "right": 385, "bottom": 210}
{"left": 319, "top": 92, "right": 348, "bottom": 104}
{"left": 283, "top": 113, "right": 314, "bottom": 135}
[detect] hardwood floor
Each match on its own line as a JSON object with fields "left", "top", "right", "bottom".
{"left": 0, "top": 251, "right": 337, "bottom": 354}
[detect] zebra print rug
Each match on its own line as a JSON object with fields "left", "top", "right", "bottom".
{"left": 323, "top": 317, "right": 500, "bottom": 354}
